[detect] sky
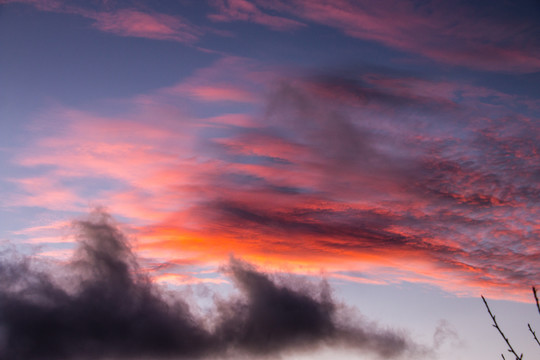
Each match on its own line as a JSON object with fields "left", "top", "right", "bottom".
{"left": 0, "top": 0, "right": 539, "bottom": 359}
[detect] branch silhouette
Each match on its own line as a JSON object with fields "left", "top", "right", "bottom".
{"left": 527, "top": 287, "right": 540, "bottom": 348}
{"left": 483, "top": 286, "right": 540, "bottom": 359}
{"left": 481, "top": 295, "right": 523, "bottom": 360}
{"left": 527, "top": 324, "right": 540, "bottom": 347}
{"left": 533, "top": 287, "right": 540, "bottom": 315}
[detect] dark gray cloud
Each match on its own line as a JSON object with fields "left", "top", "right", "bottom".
{"left": 0, "top": 211, "right": 422, "bottom": 360}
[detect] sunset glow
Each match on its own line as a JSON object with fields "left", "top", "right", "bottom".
{"left": 1, "top": 1, "right": 539, "bottom": 359}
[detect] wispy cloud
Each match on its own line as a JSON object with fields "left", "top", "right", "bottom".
{"left": 162, "top": 56, "right": 270, "bottom": 103}
{"left": 89, "top": 8, "right": 201, "bottom": 42}
{"left": 8, "top": 59, "right": 540, "bottom": 300}
{"left": 208, "top": 0, "right": 305, "bottom": 30}
{"left": 210, "top": 0, "right": 540, "bottom": 72}
{"left": 5, "top": 0, "right": 540, "bottom": 71}
{"left": 2, "top": 0, "right": 202, "bottom": 43}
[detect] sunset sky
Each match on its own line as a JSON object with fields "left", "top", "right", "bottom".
{"left": 0, "top": 1, "right": 539, "bottom": 359}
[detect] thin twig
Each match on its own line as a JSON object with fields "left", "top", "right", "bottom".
{"left": 533, "top": 287, "right": 540, "bottom": 316}
{"left": 502, "top": 354, "right": 506, "bottom": 360}
{"left": 529, "top": 287, "right": 540, "bottom": 348}
{"left": 482, "top": 295, "right": 523, "bottom": 360}
{"left": 527, "top": 323, "right": 540, "bottom": 347}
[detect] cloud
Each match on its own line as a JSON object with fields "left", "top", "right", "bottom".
{"left": 210, "top": 0, "right": 540, "bottom": 72}
{"left": 89, "top": 8, "right": 202, "bottom": 43}
{"left": 208, "top": 0, "right": 305, "bottom": 30}
{"left": 433, "top": 320, "right": 460, "bottom": 349}
{"left": 0, "top": 210, "right": 421, "bottom": 359}
{"left": 170, "top": 84, "right": 259, "bottom": 103}
{"left": 2, "top": 0, "right": 202, "bottom": 43}
{"left": 6, "top": 0, "right": 540, "bottom": 71}
{"left": 4, "top": 176, "right": 83, "bottom": 211}
{"left": 162, "top": 56, "right": 270, "bottom": 103}
{"left": 8, "top": 59, "right": 540, "bottom": 301}
{"left": 219, "top": 257, "right": 416, "bottom": 358}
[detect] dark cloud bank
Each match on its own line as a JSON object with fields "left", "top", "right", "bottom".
{"left": 0, "top": 211, "right": 424, "bottom": 360}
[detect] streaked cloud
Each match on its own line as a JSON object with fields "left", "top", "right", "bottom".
{"left": 208, "top": 0, "right": 305, "bottom": 30}
{"left": 7, "top": 58, "right": 540, "bottom": 301}
{"left": 210, "top": 0, "right": 540, "bottom": 72}
{"left": 89, "top": 8, "right": 201, "bottom": 42}
{"left": 8, "top": 0, "right": 540, "bottom": 72}
{"left": 2, "top": 0, "right": 202, "bottom": 43}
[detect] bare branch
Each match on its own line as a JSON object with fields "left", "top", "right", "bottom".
{"left": 482, "top": 295, "right": 523, "bottom": 360}
{"left": 529, "top": 287, "right": 540, "bottom": 348}
{"left": 533, "top": 287, "right": 540, "bottom": 317}
{"left": 527, "top": 323, "right": 540, "bottom": 347}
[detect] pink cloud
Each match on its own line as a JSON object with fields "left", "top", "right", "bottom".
{"left": 209, "top": 0, "right": 305, "bottom": 30}
{"left": 2, "top": 0, "right": 202, "bottom": 43}
{"left": 6, "top": 176, "right": 84, "bottom": 211}
{"left": 7, "top": 0, "right": 540, "bottom": 71}
{"left": 162, "top": 56, "right": 271, "bottom": 103}
{"left": 203, "top": 114, "right": 260, "bottom": 128}
{"left": 9, "top": 58, "right": 539, "bottom": 301}
{"left": 89, "top": 9, "right": 201, "bottom": 43}
{"left": 11, "top": 107, "right": 204, "bottom": 225}
{"left": 0, "top": 0, "right": 62, "bottom": 11}
{"left": 215, "top": 0, "right": 540, "bottom": 72}
{"left": 175, "top": 84, "right": 259, "bottom": 103}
